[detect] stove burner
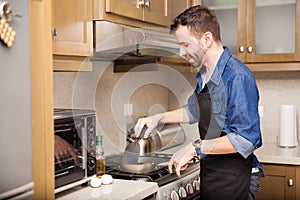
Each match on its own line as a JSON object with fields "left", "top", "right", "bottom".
{"left": 105, "top": 153, "right": 200, "bottom": 187}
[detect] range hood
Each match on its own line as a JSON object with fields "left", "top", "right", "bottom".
{"left": 93, "top": 21, "right": 180, "bottom": 64}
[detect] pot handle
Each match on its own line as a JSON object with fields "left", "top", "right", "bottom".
{"left": 127, "top": 124, "right": 148, "bottom": 141}
{"left": 138, "top": 125, "right": 147, "bottom": 139}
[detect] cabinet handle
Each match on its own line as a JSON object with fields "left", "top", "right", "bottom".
{"left": 239, "top": 46, "right": 245, "bottom": 53}
{"left": 138, "top": 0, "right": 144, "bottom": 6}
{"left": 247, "top": 46, "right": 253, "bottom": 53}
{"left": 145, "top": 0, "right": 150, "bottom": 7}
{"left": 52, "top": 28, "right": 58, "bottom": 37}
{"left": 288, "top": 179, "right": 294, "bottom": 186}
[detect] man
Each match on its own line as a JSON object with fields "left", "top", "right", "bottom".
{"left": 134, "top": 5, "right": 263, "bottom": 200}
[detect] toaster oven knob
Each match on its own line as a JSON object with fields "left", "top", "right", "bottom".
{"left": 178, "top": 186, "right": 187, "bottom": 198}
{"left": 87, "top": 157, "right": 96, "bottom": 170}
{"left": 193, "top": 179, "right": 200, "bottom": 191}
{"left": 186, "top": 183, "right": 194, "bottom": 194}
{"left": 88, "top": 124, "right": 95, "bottom": 135}
{"left": 170, "top": 190, "right": 180, "bottom": 200}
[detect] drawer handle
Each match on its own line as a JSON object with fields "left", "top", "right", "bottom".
{"left": 288, "top": 179, "right": 293, "bottom": 186}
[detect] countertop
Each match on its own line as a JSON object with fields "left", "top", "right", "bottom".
{"left": 55, "top": 179, "right": 158, "bottom": 200}
{"left": 56, "top": 143, "right": 300, "bottom": 200}
{"left": 255, "top": 143, "right": 300, "bottom": 165}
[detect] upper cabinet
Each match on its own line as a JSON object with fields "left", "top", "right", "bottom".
{"left": 171, "top": 0, "right": 201, "bottom": 20}
{"left": 202, "top": 0, "right": 300, "bottom": 63}
{"left": 52, "top": 0, "right": 93, "bottom": 57}
{"left": 105, "top": 0, "right": 170, "bottom": 26}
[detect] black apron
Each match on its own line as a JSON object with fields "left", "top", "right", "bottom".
{"left": 196, "top": 86, "right": 253, "bottom": 200}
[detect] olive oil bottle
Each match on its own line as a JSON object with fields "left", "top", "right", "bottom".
{"left": 96, "top": 135, "right": 106, "bottom": 178}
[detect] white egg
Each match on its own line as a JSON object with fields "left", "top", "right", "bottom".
{"left": 90, "top": 177, "right": 102, "bottom": 188}
{"left": 101, "top": 174, "right": 113, "bottom": 185}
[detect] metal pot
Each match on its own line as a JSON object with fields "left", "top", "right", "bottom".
{"left": 126, "top": 125, "right": 161, "bottom": 157}
{"left": 126, "top": 124, "right": 185, "bottom": 156}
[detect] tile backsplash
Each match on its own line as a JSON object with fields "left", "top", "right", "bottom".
{"left": 254, "top": 71, "right": 300, "bottom": 145}
{"left": 54, "top": 65, "right": 300, "bottom": 154}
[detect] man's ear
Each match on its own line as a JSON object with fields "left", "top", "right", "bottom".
{"left": 200, "top": 31, "right": 213, "bottom": 48}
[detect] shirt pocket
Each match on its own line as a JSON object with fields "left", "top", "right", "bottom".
{"left": 212, "top": 102, "right": 226, "bottom": 127}
{"left": 212, "top": 102, "right": 222, "bottom": 114}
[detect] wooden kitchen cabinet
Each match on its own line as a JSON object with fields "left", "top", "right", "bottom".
{"left": 256, "top": 164, "right": 300, "bottom": 200}
{"left": 203, "top": 0, "right": 300, "bottom": 63}
{"left": 171, "top": 0, "right": 201, "bottom": 20}
{"left": 105, "top": 0, "right": 170, "bottom": 26}
{"left": 52, "top": 0, "right": 93, "bottom": 57}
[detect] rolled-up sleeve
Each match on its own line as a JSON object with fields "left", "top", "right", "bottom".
{"left": 226, "top": 74, "right": 262, "bottom": 148}
{"left": 183, "top": 93, "right": 199, "bottom": 124}
{"left": 227, "top": 132, "right": 255, "bottom": 158}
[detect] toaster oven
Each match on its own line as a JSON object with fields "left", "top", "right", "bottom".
{"left": 53, "top": 108, "right": 96, "bottom": 193}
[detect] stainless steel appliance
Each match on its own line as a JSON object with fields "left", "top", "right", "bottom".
{"left": 93, "top": 21, "right": 180, "bottom": 64}
{"left": 0, "top": 1, "right": 34, "bottom": 199}
{"left": 106, "top": 153, "right": 200, "bottom": 200}
{"left": 54, "top": 108, "right": 97, "bottom": 193}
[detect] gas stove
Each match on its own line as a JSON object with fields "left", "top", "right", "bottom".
{"left": 106, "top": 153, "right": 200, "bottom": 200}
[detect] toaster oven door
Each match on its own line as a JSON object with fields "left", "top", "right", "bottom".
{"left": 54, "top": 117, "right": 86, "bottom": 188}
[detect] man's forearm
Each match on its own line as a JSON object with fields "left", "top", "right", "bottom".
{"left": 159, "top": 107, "right": 190, "bottom": 124}
{"left": 201, "top": 135, "right": 238, "bottom": 155}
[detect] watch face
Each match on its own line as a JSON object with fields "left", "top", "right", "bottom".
{"left": 193, "top": 139, "right": 202, "bottom": 147}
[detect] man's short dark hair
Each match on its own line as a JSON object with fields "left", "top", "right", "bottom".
{"left": 170, "top": 5, "right": 221, "bottom": 42}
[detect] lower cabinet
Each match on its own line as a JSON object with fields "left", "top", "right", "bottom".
{"left": 256, "top": 164, "right": 300, "bottom": 200}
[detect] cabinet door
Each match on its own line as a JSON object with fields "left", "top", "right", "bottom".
{"left": 256, "top": 164, "right": 296, "bottom": 200}
{"left": 106, "top": 0, "right": 142, "bottom": 21}
{"left": 52, "top": 0, "right": 93, "bottom": 56}
{"left": 202, "top": 0, "right": 247, "bottom": 62}
{"left": 171, "top": 0, "right": 201, "bottom": 21}
{"left": 143, "top": 0, "right": 170, "bottom": 26}
{"left": 204, "top": 0, "right": 300, "bottom": 63}
{"left": 247, "top": 0, "right": 299, "bottom": 62}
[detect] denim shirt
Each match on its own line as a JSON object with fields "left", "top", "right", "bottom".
{"left": 183, "top": 47, "right": 263, "bottom": 170}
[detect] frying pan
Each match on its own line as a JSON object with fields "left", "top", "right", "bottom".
{"left": 119, "top": 161, "right": 169, "bottom": 174}
{"left": 107, "top": 154, "right": 170, "bottom": 174}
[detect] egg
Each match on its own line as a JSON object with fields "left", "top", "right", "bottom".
{"left": 90, "top": 177, "right": 102, "bottom": 188}
{"left": 101, "top": 174, "right": 113, "bottom": 185}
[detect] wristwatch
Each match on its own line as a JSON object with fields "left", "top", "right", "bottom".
{"left": 192, "top": 139, "right": 202, "bottom": 158}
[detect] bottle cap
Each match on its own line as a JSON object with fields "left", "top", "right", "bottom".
{"left": 96, "top": 135, "right": 103, "bottom": 145}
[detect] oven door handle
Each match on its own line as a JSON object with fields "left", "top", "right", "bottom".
{"left": 55, "top": 127, "right": 74, "bottom": 133}
{"left": 55, "top": 171, "right": 70, "bottom": 178}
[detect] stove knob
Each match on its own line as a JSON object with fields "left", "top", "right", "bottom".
{"left": 193, "top": 179, "right": 200, "bottom": 191}
{"left": 186, "top": 183, "right": 194, "bottom": 194}
{"left": 170, "top": 190, "right": 180, "bottom": 200}
{"left": 178, "top": 186, "right": 187, "bottom": 198}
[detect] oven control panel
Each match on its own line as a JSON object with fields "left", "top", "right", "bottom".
{"left": 156, "top": 170, "right": 200, "bottom": 200}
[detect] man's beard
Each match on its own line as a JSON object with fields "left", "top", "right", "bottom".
{"left": 189, "top": 48, "right": 207, "bottom": 68}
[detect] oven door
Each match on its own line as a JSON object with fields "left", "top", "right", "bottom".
{"left": 54, "top": 117, "right": 86, "bottom": 188}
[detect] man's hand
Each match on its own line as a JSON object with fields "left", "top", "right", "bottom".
{"left": 134, "top": 113, "right": 165, "bottom": 138}
{"left": 168, "top": 142, "right": 196, "bottom": 177}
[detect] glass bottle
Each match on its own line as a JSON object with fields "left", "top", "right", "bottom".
{"left": 96, "top": 135, "right": 106, "bottom": 178}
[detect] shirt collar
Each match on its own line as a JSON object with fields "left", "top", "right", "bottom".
{"left": 197, "top": 47, "right": 231, "bottom": 86}
{"left": 209, "top": 47, "right": 231, "bottom": 86}
{"left": 195, "top": 47, "right": 231, "bottom": 91}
